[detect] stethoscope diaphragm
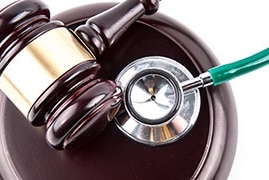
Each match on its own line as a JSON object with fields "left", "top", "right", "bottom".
{"left": 115, "top": 56, "right": 201, "bottom": 146}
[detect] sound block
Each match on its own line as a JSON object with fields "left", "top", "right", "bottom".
{"left": 0, "top": 3, "right": 237, "bottom": 179}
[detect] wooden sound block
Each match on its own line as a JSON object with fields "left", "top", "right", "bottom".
{"left": 0, "top": 3, "right": 237, "bottom": 179}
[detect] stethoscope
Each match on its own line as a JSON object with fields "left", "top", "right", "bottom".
{"left": 114, "top": 48, "right": 269, "bottom": 146}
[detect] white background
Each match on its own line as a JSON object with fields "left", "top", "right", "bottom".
{"left": 1, "top": 0, "right": 269, "bottom": 179}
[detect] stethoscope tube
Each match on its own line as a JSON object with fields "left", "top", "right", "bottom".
{"left": 182, "top": 48, "right": 269, "bottom": 91}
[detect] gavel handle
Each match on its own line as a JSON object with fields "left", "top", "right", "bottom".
{"left": 75, "top": 0, "right": 159, "bottom": 58}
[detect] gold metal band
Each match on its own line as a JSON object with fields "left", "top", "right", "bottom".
{"left": 0, "top": 27, "right": 95, "bottom": 117}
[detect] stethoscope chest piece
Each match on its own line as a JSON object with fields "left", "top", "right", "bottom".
{"left": 115, "top": 56, "right": 201, "bottom": 146}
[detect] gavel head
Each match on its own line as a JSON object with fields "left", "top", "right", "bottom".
{"left": 0, "top": 0, "right": 159, "bottom": 150}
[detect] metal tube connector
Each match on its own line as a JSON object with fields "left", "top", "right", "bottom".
{"left": 181, "top": 72, "right": 213, "bottom": 92}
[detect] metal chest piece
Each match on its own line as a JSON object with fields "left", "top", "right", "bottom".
{"left": 115, "top": 56, "right": 201, "bottom": 146}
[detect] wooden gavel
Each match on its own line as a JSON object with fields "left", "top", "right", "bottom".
{"left": 0, "top": 0, "right": 159, "bottom": 150}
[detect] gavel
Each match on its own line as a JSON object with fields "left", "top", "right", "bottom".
{"left": 0, "top": 0, "right": 159, "bottom": 150}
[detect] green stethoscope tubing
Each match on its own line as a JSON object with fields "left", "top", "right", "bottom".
{"left": 209, "top": 48, "right": 269, "bottom": 86}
